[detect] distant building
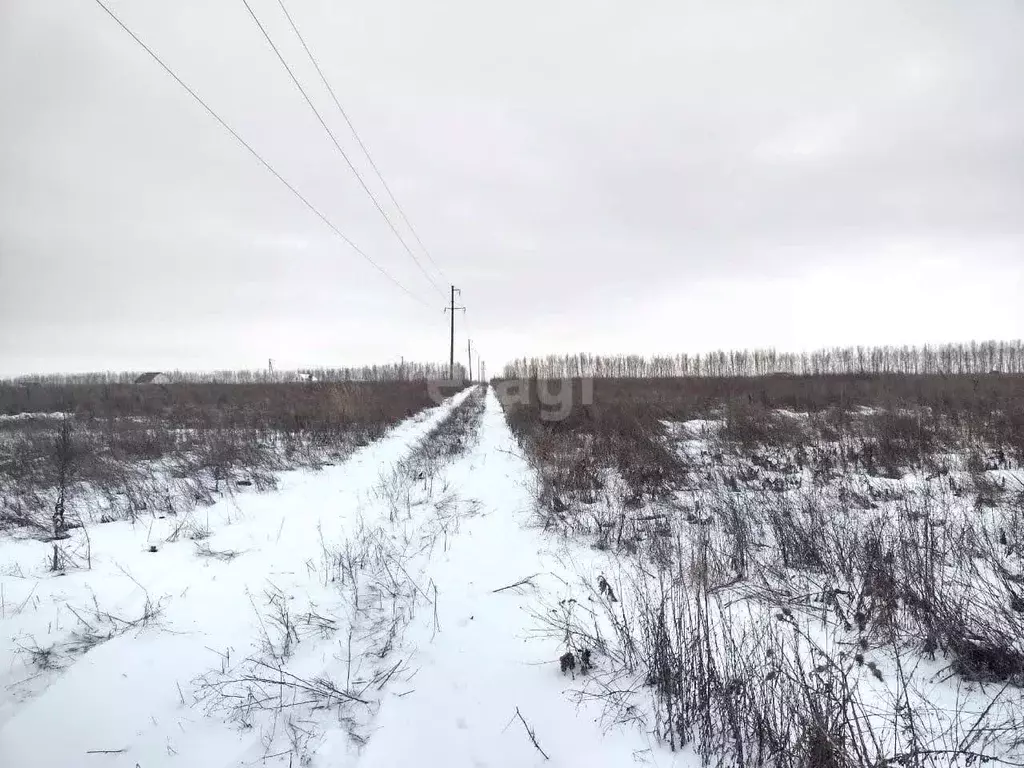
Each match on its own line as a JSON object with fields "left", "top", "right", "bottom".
{"left": 134, "top": 372, "right": 170, "bottom": 385}
{"left": 297, "top": 371, "right": 317, "bottom": 383}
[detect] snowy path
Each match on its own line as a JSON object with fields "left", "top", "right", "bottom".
{"left": 0, "top": 387, "right": 683, "bottom": 768}
{"left": 353, "top": 389, "right": 677, "bottom": 768}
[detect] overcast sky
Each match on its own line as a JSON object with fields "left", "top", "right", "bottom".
{"left": 2, "top": 0, "right": 1022, "bottom": 377}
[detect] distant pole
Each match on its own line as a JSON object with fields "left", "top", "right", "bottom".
{"left": 467, "top": 339, "right": 473, "bottom": 384}
{"left": 448, "top": 285, "right": 463, "bottom": 380}
{"left": 449, "top": 286, "right": 456, "bottom": 379}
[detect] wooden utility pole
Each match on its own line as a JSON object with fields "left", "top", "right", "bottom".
{"left": 467, "top": 339, "right": 473, "bottom": 384}
{"left": 447, "top": 285, "right": 463, "bottom": 380}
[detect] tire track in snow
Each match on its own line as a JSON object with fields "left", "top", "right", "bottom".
{"left": 350, "top": 388, "right": 684, "bottom": 768}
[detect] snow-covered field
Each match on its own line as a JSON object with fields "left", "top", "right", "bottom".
{"left": 5, "top": 380, "right": 1024, "bottom": 768}
{"left": 0, "top": 387, "right": 684, "bottom": 767}
{"left": 505, "top": 391, "right": 1024, "bottom": 767}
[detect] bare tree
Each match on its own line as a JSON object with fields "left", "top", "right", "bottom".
{"left": 51, "top": 415, "right": 74, "bottom": 570}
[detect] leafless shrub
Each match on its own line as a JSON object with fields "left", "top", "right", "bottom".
{"left": 499, "top": 379, "right": 683, "bottom": 534}
{"left": 407, "top": 385, "right": 486, "bottom": 474}
{"left": 194, "top": 494, "right": 447, "bottom": 758}
{"left": 15, "top": 639, "right": 61, "bottom": 671}
{"left": 549, "top": 553, "right": 1024, "bottom": 767}
{"left": 195, "top": 658, "right": 371, "bottom": 730}
{"left": 194, "top": 541, "right": 242, "bottom": 562}
{"left": 723, "top": 402, "right": 809, "bottom": 449}
{"left": 507, "top": 372, "right": 1024, "bottom": 765}
{"left": 0, "top": 379, "right": 439, "bottom": 533}
{"left": 16, "top": 593, "right": 169, "bottom": 671}
{"left": 253, "top": 585, "right": 301, "bottom": 664}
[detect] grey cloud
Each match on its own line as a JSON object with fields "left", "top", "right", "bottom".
{"left": 2, "top": 0, "right": 1022, "bottom": 376}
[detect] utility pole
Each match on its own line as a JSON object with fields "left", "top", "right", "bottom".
{"left": 467, "top": 339, "right": 473, "bottom": 384}
{"left": 446, "top": 285, "right": 463, "bottom": 380}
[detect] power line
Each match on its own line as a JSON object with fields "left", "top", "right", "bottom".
{"left": 275, "top": 0, "right": 448, "bottom": 286}
{"left": 240, "top": 0, "right": 446, "bottom": 298}
{"left": 91, "top": 0, "right": 431, "bottom": 309}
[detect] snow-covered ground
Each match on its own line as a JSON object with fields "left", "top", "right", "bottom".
{"left": 0, "top": 388, "right": 685, "bottom": 767}
{"left": 502, "top": 393, "right": 1024, "bottom": 766}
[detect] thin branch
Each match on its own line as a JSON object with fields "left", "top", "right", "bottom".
{"left": 492, "top": 574, "right": 541, "bottom": 593}
{"left": 515, "top": 706, "right": 550, "bottom": 761}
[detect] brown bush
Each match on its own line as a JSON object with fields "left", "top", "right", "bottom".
{"left": 0, "top": 380, "right": 439, "bottom": 530}
{"left": 722, "top": 402, "right": 809, "bottom": 449}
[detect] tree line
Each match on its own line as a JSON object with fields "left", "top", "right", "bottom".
{"left": 2, "top": 361, "right": 465, "bottom": 386}
{"left": 502, "top": 340, "right": 1024, "bottom": 379}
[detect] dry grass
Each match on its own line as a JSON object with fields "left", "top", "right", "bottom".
{"left": 502, "top": 373, "right": 1024, "bottom": 766}
{"left": 0, "top": 379, "right": 450, "bottom": 533}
